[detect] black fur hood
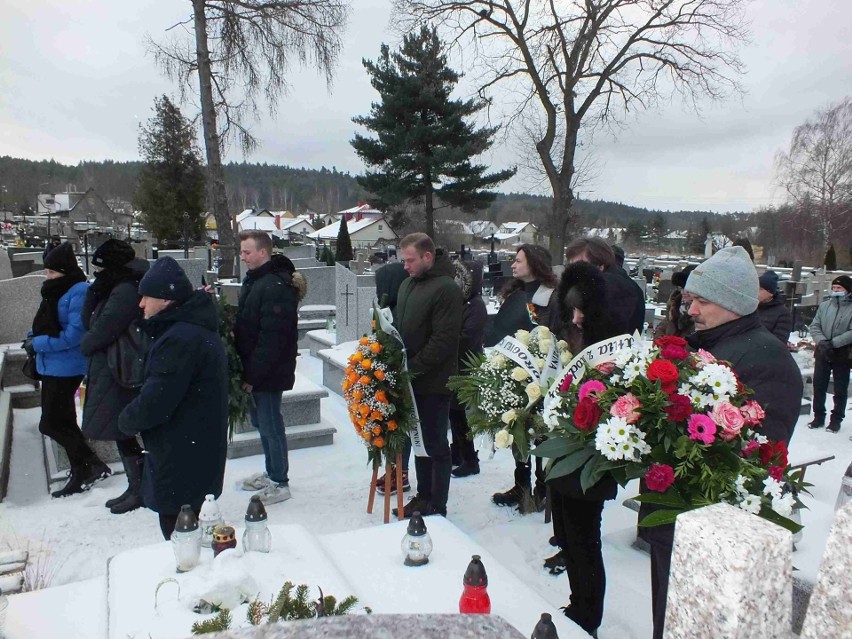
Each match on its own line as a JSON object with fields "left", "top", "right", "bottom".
{"left": 557, "top": 261, "right": 612, "bottom": 347}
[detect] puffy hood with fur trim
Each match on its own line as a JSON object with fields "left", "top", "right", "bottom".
{"left": 557, "top": 261, "right": 613, "bottom": 347}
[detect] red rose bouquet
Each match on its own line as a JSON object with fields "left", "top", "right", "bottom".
{"left": 535, "top": 335, "right": 807, "bottom": 532}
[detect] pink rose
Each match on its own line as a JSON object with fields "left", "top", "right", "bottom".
{"left": 740, "top": 400, "right": 766, "bottom": 425}
{"left": 559, "top": 374, "right": 574, "bottom": 392}
{"left": 711, "top": 401, "right": 745, "bottom": 441}
{"left": 741, "top": 439, "right": 759, "bottom": 457}
{"left": 693, "top": 349, "right": 717, "bottom": 368}
{"left": 595, "top": 362, "right": 616, "bottom": 375}
{"left": 610, "top": 392, "right": 642, "bottom": 424}
{"left": 687, "top": 413, "right": 717, "bottom": 445}
{"left": 578, "top": 380, "right": 606, "bottom": 403}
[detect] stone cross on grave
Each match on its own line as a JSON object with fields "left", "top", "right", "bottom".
{"left": 335, "top": 264, "right": 373, "bottom": 344}
{"left": 341, "top": 284, "right": 354, "bottom": 325}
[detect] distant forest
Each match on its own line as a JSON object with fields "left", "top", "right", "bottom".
{"left": 0, "top": 156, "right": 739, "bottom": 233}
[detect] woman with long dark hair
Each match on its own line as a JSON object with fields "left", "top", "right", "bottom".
{"left": 23, "top": 243, "right": 112, "bottom": 498}
{"left": 80, "top": 239, "right": 150, "bottom": 514}
{"left": 550, "top": 260, "right": 620, "bottom": 637}
{"left": 484, "top": 244, "right": 559, "bottom": 513}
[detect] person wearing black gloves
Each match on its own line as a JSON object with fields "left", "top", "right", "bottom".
{"left": 27, "top": 242, "right": 112, "bottom": 498}
{"left": 809, "top": 275, "right": 852, "bottom": 432}
{"left": 80, "top": 239, "right": 150, "bottom": 514}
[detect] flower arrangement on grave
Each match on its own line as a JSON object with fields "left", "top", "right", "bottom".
{"left": 448, "top": 326, "right": 572, "bottom": 462}
{"left": 535, "top": 335, "right": 806, "bottom": 532}
{"left": 343, "top": 305, "right": 415, "bottom": 466}
{"left": 216, "top": 295, "right": 252, "bottom": 441}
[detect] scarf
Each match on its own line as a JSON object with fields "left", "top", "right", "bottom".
{"left": 87, "top": 266, "right": 138, "bottom": 300}
{"left": 32, "top": 269, "right": 87, "bottom": 337}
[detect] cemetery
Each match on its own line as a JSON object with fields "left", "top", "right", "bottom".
{"left": 0, "top": 240, "right": 850, "bottom": 639}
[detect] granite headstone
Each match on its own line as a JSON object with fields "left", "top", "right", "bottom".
{"left": 0, "top": 274, "right": 45, "bottom": 345}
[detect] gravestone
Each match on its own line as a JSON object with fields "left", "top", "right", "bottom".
{"left": 149, "top": 258, "right": 207, "bottom": 288}
{"left": 792, "top": 261, "right": 803, "bottom": 282}
{"left": 655, "top": 280, "right": 675, "bottom": 304}
{"left": 282, "top": 244, "right": 314, "bottom": 260}
{"left": 664, "top": 503, "right": 791, "bottom": 638}
{"left": 350, "top": 252, "right": 370, "bottom": 275}
{"left": 800, "top": 502, "right": 852, "bottom": 638}
{"left": 298, "top": 266, "right": 336, "bottom": 307}
{"left": 0, "top": 250, "right": 12, "bottom": 280}
{"left": 0, "top": 274, "right": 44, "bottom": 345}
{"left": 335, "top": 265, "right": 374, "bottom": 344}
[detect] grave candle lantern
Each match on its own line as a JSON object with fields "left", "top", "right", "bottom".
{"left": 459, "top": 554, "right": 490, "bottom": 614}
{"left": 243, "top": 495, "right": 272, "bottom": 553}
{"left": 211, "top": 525, "right": 237, "bottom": 557}
{"left": 531, "top": 612, "right": 559, "bottom": 638}
{"left": 171, "top": 505, "right": 201, "bottom": 573}
{"left": 198, "top": 494, "right": 224, "bottom": 549}
{"left": 400, "top": 511, "right": 432, "bottom": 567}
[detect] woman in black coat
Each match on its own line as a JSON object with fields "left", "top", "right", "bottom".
{"left": 80, "top": 240, "right": 150, "bottom": 515}
{"left": 550, "top": 261, "right": 620, "bottom": 638}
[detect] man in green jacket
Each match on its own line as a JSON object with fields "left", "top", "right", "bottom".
{"left": 394, "top": 233, "right": 463, "bottom": 517}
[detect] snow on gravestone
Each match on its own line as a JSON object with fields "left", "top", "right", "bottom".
{"left": 664, "top": 503, "right": 792, "bottom": 639}
{"left": 799, "top": 501, "right": 852, "bottom": 639}
{"left": 335, "top": 265, "right": 373, "bottom": 344}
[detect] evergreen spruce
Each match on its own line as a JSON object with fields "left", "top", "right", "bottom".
{"left": 134, "top": 96, "right": 205, "bottom": 245}
{"left": 321, "top": 245, "right": 336, "bottom": 266}
{"left": 335, "top": 215, "right": 354, "bottom": 262}
{"left": 191, "top": 609, "right": 232, "bottom": 635}
{"left": 352, "top": 26, "right": 515, "bottom": 238}
{"left": 825, "top": 243, "right": 837, "bottom": 270}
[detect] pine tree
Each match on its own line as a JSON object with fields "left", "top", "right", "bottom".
{"left": 134, "top": 96, "right": 205, "bottom": 244}
{"left": 825, "top": 243, "right": 837, "bottom": 271}
{"left": 335, "top": 215, "right": 354, "bottom": 262}
{"left": 352, "top": 26, "right": 515, "bottom": 239}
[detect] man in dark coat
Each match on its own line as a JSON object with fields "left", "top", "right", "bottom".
{"left": 375, "top": 261, "right": 409, "bottom": 322}
{"left": 644, "top": 246, "right": 802, "bottom": 639}
{"left": 118, "top": 257, "right": 228, "bottom": 541}
{"left": 565, "top": 237, "right": 645, "bottom": 335}
{"left": 234, "top": 230, "right": 302, "bottom": 505}
{"left": 757, "top": 270, "right": 793, "bottom": 344}
{"left": 393, "top": 234, "right": 463, "bottom": 518}
{"left": 450, "top": 259, "right": 487, "bottom": 478}
{"left": 80, "top": 239, "right": 150, "bottom": 514}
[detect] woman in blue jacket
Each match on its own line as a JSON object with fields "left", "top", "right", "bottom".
{"left": 24, "top": 243, "right": 111, "bottom": 497}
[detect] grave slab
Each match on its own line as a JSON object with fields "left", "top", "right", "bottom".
{"left": 0, "top": 274, "right": 44, "bottom": 345}
{"left": 800, "top": 502, "right": 852, "bottom": 638}
{"left": 664, "top": 503, "right": 791, "bottom": 639}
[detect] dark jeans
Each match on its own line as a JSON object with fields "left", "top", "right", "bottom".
{"left": 645, "top": 522, "right": 676, "bottom": 639}
{"left": 250, "top": 390, "right": 289, "bottom": 485}
{"left": 553, "top": 493, "right": 606, "bottom": 634}
{"left": 449, "top": 408, "right": 478, "bottom": 465}
{"left": 39, "top": 375, "right": 93, "bottom": 468}
{"left": 813, "top": 353, "right": 850, "bottom": 422}
{"left": 413, "top": 394, "right": 452, "bottom": 512}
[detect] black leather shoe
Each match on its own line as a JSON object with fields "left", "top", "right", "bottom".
{"left": 393, "top": 495, "right": 428, "bottom": 519}
{"left": 808, "top": 417, "right": 825, "bottom": 429}
{"left": 827, "top": 419, "right": 842, "bottom": 433}
{"left": 451, "top": 461, "right": 480, "bottom": 478}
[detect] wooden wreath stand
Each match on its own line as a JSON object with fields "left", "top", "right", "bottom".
{"left": 367, "top": 453, "right": 404, "bottom": 523}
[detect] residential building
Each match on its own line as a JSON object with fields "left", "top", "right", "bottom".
{"left": 307, "top": 216, "right": 398, "bottom": 248}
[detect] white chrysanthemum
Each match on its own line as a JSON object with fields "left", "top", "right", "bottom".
{"left": 772, "top": 493, "right": 795, "bottom": 518}
{"left": 754, "top": 434, "right": 769, "bottom": 444}
{"left": 734, "top": 474, "right": 749, "bottom": 497}
{"left": 763, "top": 476, "right": 784, "bottom": 500}
{"left": 738, "top": 494, "right": 762, "bottom": 514}
{"left": 536, "top": 326, "right": 551, "bottom": 338}
{"left": 539, "top": 339, "right": 553, "bottom": 354}
{"left": 609, "top": 419, "right": 632, "bottom": 444}
{"left": 489, "top": 353, "right": 506, "bottom": 368}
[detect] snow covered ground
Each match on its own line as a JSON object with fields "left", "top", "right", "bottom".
{"left": 1, "top": 349, "right": 850, "bottom": 638}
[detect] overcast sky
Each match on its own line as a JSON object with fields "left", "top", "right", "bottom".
{"left": 1, "top": 0, "right": 850, "bottom": 213}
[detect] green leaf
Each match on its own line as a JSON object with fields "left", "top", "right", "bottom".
{"left": 638, "top": 509, "right": 683, "bottom": 527}
{"left": 546, "top": 448, "right": 596, "bottom": 482}
{"left": 634, "top": 491, "right": 689, "bottom": 508}
{"left": 531, "top": 437, "right": 584, "bottom": 459}
{"left": 759, "top": 508, "right": 804, "bottom": 534}
{"left": 580, "top": 454, "right": 607, "bottom": 493}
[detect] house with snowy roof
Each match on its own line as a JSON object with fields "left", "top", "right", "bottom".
{"left": 489, "top": 221, "right": 541, "bottom": 246}
{"left": 307, "top": 215, "right": 398, "bottom": 249}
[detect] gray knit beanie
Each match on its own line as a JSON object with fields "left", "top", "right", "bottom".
{"left": 684, "top": 246, "right": 759, "bottom": 316}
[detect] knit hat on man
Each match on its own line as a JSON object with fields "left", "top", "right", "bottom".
{"left": 758, "top": 270, "right": 779, "bottom": 295}
{"left": 832, "top": 275, "right": 852, "bottom": 295}
{"left": 92, "top": 239, "right": 136, "bottom": 270}
{"left": 43, "top": 242, "right": 80, "bottom": 275}
{"left": 138, "top": 256, "right": 193, "bottom": 301}
{"left": 684, "top": 246, "right": 759, "bottom": 316}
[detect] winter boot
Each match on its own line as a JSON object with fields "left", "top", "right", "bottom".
{"left": 544, "top": 549, "right": 568, "bottom": 575}
{"left": 827, "top": 418, "right": 842, "bottom": 433}
{"left": 393, "top": 494, "right": 428, "bottom": 519}
{"left": 808, "top": 414, "right": 825, "bottom": 429}
{"left": 493, "top": 463, "right": 532, "bottom": 508}
{"left": 82, "top": 458, "right": 112, "bottom": 490}
{"left": 52, "top": 464, "right": 89, "bottom": 498}
{"left": 109, "top": 455, "right": 144, "bottom": 514}
{"left": 451, "top": 459, "right": 480, "bottom": 478}
{"left": 377, "top": 468, "right": 410, "bottom": 495}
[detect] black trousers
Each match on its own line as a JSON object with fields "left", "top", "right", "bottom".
{"left": 449, "top": 408, "right": 478, "bottom": 465}
{"left": 514, "top": 456, "right": 546, "bottom": 496}
{"left": 39, "top": 375, "right": 94, "bottom": 468}
{"left": 413, "top": 394, "right": 452, "bottom": 511}
{"left": 116, "top": 437, "right": 143, "bottom": 458}
{"left": 159, "top": 506, "right": 201, "bottom": 541}
{"left": 646, "top": 523, "right": 676, "bottom": 639}
{"left": 552, "top": 493, "right": 607, "bottom": 634}
{"left": 812, "top": 352, "right": 850, "bottom": 422}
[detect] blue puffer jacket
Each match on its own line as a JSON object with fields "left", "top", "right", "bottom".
{"left": 32, "top": 281, "right": 90, "bottom": 377}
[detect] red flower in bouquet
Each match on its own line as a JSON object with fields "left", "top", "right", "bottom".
{"left": 711, "top": 401, "right": 746, "bottom": 441}
{"left": 595, "top": 362, "right": 616, "bottom": 375}
{"left": 573, "top": 396, "right": 602, "bottom": 431}
{"left": 654, "top": 335, "right": 688, "bottom": 349}
{"left": 687, "top": 413, "right": 717, "bottom": 445}
{"left": 741, "top": 439, "right": 759, "bottom": 457}
{"left": 579, "top": 380, "right": 606, "bottom": 402}
{"left": 655, "top": 335, "right": 690, "bottom": 361}
{"left": 559, "top": 374, "right": 575, "bottom": 392}
{"left": 740, "top": 400, "right": 765, "bottom": 425}
{"left": 645, "top": 464, "right": 675, "bottom": 492}
{"left": 647, "top": 359, "right": 680, "bottom": 393}
{"left": 759, "top": 440, "right": 788, "bottom": 466}
{"left": 769, "top": 465, "right": 785, "bottom": 481}
{"left": 664, "top": 394, "right": 693, "bottom": 422}
{"left": 610, "top": 392, "right": 642, "bottom": 424}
